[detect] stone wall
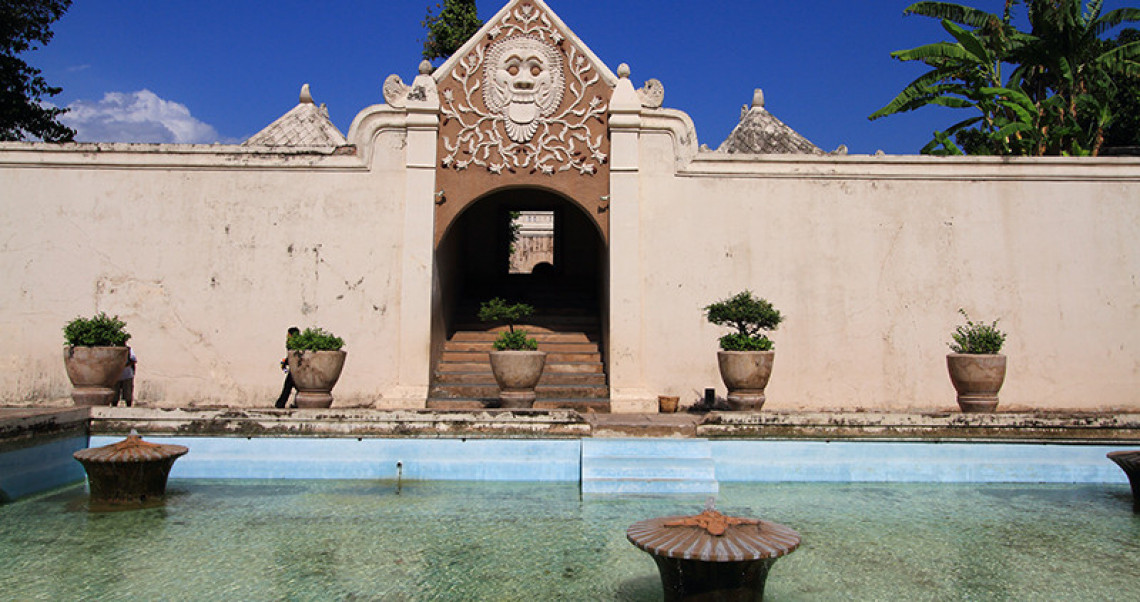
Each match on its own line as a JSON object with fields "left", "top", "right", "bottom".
{"left": 2, "top": 114, "right": 1139, "bottom": 412}
{"left": 0, "top": 139, "right": 411, "bottom": 407}
{"left": 615, "top": 118, "right": 1140, "bottom": 411}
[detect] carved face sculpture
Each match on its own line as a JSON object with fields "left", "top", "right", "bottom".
{"left": 483, "top": 36, "right": 564, "bottom": 143}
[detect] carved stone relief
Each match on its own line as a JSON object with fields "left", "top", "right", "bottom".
{"left": 439, "top": 3, "right": 608, "bottom": 176}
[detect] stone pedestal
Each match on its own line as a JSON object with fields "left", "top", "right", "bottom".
{"left": 1108, "top": 450, "right": 1140, "bottom": 512}
{"left": 73, "top": 432, "right": 188, "bottom": 505}
{"left": 628, "top": 509, "right": 800, "bottom": 601}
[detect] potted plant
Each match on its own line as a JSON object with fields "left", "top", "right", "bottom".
{"left": 947, "top": 309, "right": 1007, "bottom": 413}
{"left": 63, "top": 312, "right": 131, "bottom": 406}
{"left": 286, "top": 327, "right": 347, "bottom": 408}
{"left": 479, "top": 298, "right": 545, "bottom": 408}
{"left": 705, "top": 291, "right": 784, "bottom": 411}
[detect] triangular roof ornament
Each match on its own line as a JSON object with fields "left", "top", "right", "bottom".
{"left": 432, "top": 0, "right": 618, "bottom": 87}
{"left": 243, "top": 84, "right": 347, "bottom": 147}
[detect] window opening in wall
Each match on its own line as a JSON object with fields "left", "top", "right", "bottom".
{"left": 508, "top": 210, "right": 555, "bottom": 274}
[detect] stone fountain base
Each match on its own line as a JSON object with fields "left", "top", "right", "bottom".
{"left": 73, "top": 432, "right": 188, "bottom": 505}
{"left": 1108, "top": 450, "right": 1140, "bottom": 511}
{"left": 628, "top": 508, "right": 800, "bottom": 601}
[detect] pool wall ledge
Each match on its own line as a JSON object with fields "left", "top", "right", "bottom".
{"left": 698, "top": 411, "right": 1140, "bottom": 442}
{"left": 86, "top": 407, "right": 592, "bottom": 438}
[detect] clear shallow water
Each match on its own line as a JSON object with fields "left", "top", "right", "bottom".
{"left": 1, "top": 480, "right": 1138, "bottom": 601}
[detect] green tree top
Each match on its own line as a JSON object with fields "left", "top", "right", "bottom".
{"left": 422, "top": 0, "right": 483, "bottom": 62}
{"left": 1, "top": 0, "right": 76, "bottom": 142}
{"left": 870, "top": 0, "right": 1140, "bottom": 156}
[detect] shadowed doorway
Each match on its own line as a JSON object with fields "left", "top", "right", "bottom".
{"left": 430, "top": 188, "right": 608, "bottom": 410}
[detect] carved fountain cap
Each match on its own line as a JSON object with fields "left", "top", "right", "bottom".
{"left": 627, "top": 508, "right": 800, "bottom": 562}
{"left": 73, "top": 430, "right": 188, "bottom": 464}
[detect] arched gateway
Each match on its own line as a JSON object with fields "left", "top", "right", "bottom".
{"left": 423, "top": 1, "right": 617, "bottom": 409}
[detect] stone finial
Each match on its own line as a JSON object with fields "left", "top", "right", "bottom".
{"left": 752, "top": 88, "right": 765, "bottom": 109}
{"left": 300, "top": 84, "right": 314, "bottom": 104}
{"left": 419, "top": 60, "right": 433, "bottom": 75}
{"left": 617, "top": 63, "right": 631, "bottom": 79}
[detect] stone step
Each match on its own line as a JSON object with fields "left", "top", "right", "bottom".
{"left": 436, "top": 361, "right": 604, "bottom": 374}
{"left": 453, "top": 319, "right": 600, "bottom": 333}
{"left": 433, "top": 371, "right": 606, "bottom": 386}
{"left": 428, "top": 383, "right": 609, "bottom": 399}
{"left": 580, "top": 438, "right": 718, "bottom": 495}
{"left": 444, "top": 341, "right": 601, "bottom": 353}
{"left": 582, "top": 457, "right": 716, "bottom": 480}
{"left": 440, "top": 351, "right": 601, "bottom": 363}
{"left": 426, "top": 398, "right": 612, "bottom": 412}
{"left": 580, "top": 478, "right": 719, "bottom": 495}
{"left": 450, "top": 331, "right": 598, "bottom": 343}
{"left": 582, "top": 438, "right": 715, "bottom": 459}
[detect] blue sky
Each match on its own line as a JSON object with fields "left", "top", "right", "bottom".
{"left": 28, "top": 0, "right": 1137, "bottom": 154}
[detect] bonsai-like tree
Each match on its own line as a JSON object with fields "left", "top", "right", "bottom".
{"left": 63, "top": 312, "right": 130, "bottom": 347}
{"left": 705, "top": 291, "right": 784, "bottom": 351}
{"left": 478, "top": 297, "right": 538, "bottom": 351}
{"left": 949, "top": 309, "right": 1006, "bottom": 354}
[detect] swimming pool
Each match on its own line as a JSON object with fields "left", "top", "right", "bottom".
{"left": 2, "top": 479, "right": 1137, "bottom": 600}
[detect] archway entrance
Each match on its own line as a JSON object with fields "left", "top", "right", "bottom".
{"left": 429, "top": 188, "right": 608, "bottom": 410}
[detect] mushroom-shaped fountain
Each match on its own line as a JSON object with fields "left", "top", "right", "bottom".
{"left": 627, "top": 504, "right": 800, "bottom": 601}
{"left": 1107, "top": 450, "right": 1140, "bottom": 512}
{"left": 73, "top": 430, "right": 188, "bottom": 506}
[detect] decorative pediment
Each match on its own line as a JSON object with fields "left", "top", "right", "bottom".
{"left": 432, "top": 0, "right": 615, "bottom": 176}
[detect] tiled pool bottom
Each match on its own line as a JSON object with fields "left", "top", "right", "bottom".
{"left": 2, "top": 480, "right": 1138, "bottom": 600}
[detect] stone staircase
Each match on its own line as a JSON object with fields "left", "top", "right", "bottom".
{"left": 427, "top": 308, "right": 609, "bottom": 411}
{"left": 581, "top": 438, "right": 719, "bottom": 495}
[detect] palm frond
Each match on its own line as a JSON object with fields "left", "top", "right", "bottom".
{"left": 904, "top": 1, "right": 1001, "bottom": 28}
{"left": 1091, "top": 8, "right": 1140, "bottom": 38}
{"left": 942, "top": 20, "right": 993, "bottom": 65}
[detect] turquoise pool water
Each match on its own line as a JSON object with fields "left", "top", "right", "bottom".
{"left": 2, "top": 480, "right": 1138, "bottom": 600}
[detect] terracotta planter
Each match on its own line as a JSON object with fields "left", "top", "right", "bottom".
{"left": 489, "top": 350, "right": 546, "bottom": 408}
{"left": 63, "top": 346, "right": 129, "bottom": 406}
{"left": 287, "top": 350, "right": 347, "bottom": 408}
{"left": 658, "top": 395, "right": 679, "bottom": 413}
{"left": 717, "top": 350, "right": 774, "bottom": 411}
{"left": 947, "top": 353, "right": 1006, "bottom": 412}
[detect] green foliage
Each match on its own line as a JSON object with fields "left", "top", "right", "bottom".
{"left": 480, "top": 298, "right": 537, "bottom": 351}
{"left": 871, "top": 0, "right": 1140, "bottom": 156}
{"left": 493, "top": 329, "right": 539, "bottom": 351}
{"left": 422, "top": 0, "right": 483, "bottom": 62}
{"left": 1, "top": 0, "right": 75, "bottom": 142}
{"left": 705, "top": 291, "right": 783, "bottom": 351}
{"left": 949, "top": 309, "right": 1007, "bottom": 354}
{"left": 286, "top": 327, "right": 345, "bottom": 351}
{"left": 63, "top": 312, "right": 130, "bottom": 347}
{"left": 478, "top": 298, "right": 534, "bottom": 332}
{"left": 719, "top": 333, "right": 774, "bottom": 352}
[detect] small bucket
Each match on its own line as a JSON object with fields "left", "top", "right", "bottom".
{"left": 658, "top": 395, "right": 679, "bottom": 413}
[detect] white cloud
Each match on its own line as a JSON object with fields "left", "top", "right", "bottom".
{"left": 61, "top": 90, "right": 222, "bottom": 144}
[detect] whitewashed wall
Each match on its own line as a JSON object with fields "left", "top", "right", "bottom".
{"left": 2, "top": 108, "right": 1138, "bottom": 412}
{"left": 0, "top": 136, "right": 410, "bottom": 407}
{"left": 614, "top": 113, "right": 1140, "bottom": 411}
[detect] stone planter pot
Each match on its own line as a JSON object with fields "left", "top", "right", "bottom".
{"left": 717, "top": 350, "right": 774, "bottom": 411}
{"left": 287, "top": 350, "right": 347, "bottom": 408}
{"left": 63, "top": 346, "right": 129, "bottom": 406}
{"left": 489, "top": 350, "right": 546, "bottom": 409}
{"left": 947, "top": 353, "right": 1007, "bottom": 412}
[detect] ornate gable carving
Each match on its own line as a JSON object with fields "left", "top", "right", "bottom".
{"left": 437, "top": 1, "right": 610, "bottom": 177}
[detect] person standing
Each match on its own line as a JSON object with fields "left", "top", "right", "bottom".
{"left": 114, "top": 347, "right": 137, "bottom": 407}
{"left": 275, "top": 327, "right": 300, "bottom": 408}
